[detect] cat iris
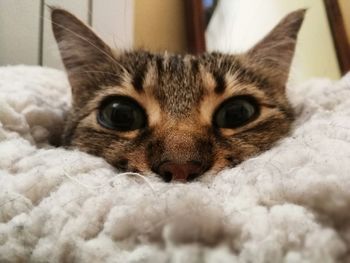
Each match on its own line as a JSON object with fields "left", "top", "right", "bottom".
{"left": 98, "top": 96, "right": 147, "bottom": 131}
{"left": 214, "top": 96, "right": 258, "bottom": 128}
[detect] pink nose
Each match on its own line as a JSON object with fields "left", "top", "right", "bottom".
{"left": 157, "top": 161, "right": 203, "bottom": 182}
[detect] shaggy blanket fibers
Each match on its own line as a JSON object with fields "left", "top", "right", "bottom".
{"left": 0, "top": 66, "right": 350, "bottom": 263}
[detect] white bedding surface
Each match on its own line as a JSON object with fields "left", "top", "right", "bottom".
{"left": 0, "top": 66, "right": 349, "bottom": 262}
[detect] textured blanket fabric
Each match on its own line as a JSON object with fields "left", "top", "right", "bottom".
{"left": 0, "top": 66, "right": 349, "bottom": 263}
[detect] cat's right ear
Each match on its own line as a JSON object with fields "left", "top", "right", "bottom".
{"left": 51, "top": 8, "right": 115, "bottom": 72}
{"left": 51, "top": 8, "right": 120, "bottom": 101}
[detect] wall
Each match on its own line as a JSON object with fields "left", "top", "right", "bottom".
{"left": 339, "top": 0, "right": 350, "bottom": 42}
{"left": 206, "top": 0, "right": 341, "bottom": 84}
{"left": 0, "top": 0, "right": 41, "bottom": 65}
{"left": 44, "top": 0, "right": 134, "bottom": 69}
{"left": 0, "top": 0, "right": 344, "bottom": 82}
{"left": 0, "top": 0, "right": 133, "bottom": 68}
{"left": 134, "top": 0, "right": 188, "bottom": 53}
{"left": 0, "top": 0, "right": 183, "bottom": 66}
{"left": 43, "top": 0, "right": 90, "bottom": 69}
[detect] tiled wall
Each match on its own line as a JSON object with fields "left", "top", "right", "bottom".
{"left": 0, "top": 0, "right": 133, "bottom": 69}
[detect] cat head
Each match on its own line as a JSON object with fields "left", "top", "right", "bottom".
{"left": 51, "top": 8, "right": 305, "bottom": 182}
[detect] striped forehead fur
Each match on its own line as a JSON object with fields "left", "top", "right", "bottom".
{"left": 110, "top": 51, "right": 274, "bottom": 116}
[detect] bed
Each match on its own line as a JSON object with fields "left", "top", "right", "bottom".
{"left": 0, "top": 66, "right": 349, "bottom": 262}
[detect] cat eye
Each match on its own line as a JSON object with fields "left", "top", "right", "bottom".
{"left": 214, "top": 96, "right": 258, "bottom": 129}
{"left": 97, "top": 96, "right": 147, "bottom": 131}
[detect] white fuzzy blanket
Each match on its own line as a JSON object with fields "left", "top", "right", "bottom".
{"left": 0, "top": 66, "right": 350, "bottom": 263}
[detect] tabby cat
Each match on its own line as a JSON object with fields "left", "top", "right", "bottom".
{"left": 51, "top": 8, "right": 305, "bottom": 182}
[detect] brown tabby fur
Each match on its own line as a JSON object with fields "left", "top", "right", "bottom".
{"left": 51, "top": 8, "right": 305, "bottom": 178}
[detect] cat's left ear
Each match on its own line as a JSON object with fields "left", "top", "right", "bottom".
{"left": 245, "top": 9, "right": 306, "bottom": 86}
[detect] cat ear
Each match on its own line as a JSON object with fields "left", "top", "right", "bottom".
{"left": 51, "top": 8, "right": 122, "bottom": 104}
{"left": 245, "top": 9, "right": 306, "bottom": 86}
{"left": 51, "top": 8, "right": 115, "bottom": 72}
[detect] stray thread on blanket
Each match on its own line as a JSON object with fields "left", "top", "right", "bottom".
{"left": 63, "top": 170, "right": 156, "bottom": 194}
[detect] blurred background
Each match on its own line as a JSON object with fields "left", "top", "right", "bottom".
{"left": 0, "top": 0, "right": 349, "bottom": 85}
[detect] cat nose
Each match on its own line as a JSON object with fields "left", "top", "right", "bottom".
{"left": 157, "top": 161, "right": 203, "bottom": 182}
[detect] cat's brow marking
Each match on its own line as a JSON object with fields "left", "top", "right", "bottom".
{"left": 131, "top": 63, "right": 147, "bottom": 93}
{"left": 213, "top": 72, "right": 226, "bottom": 94}
{"left": 122, "top": 51, "right": 153, "bottom": 93}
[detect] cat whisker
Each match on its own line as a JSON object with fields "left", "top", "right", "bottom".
{"left": 63, "top": 170, "right": 157, "bottom": 195}
{"left": 63, "top": 170, "right": 98, "bottom": 194}
{"left": 113, "top": 172, "right": 157, "bottom": 194}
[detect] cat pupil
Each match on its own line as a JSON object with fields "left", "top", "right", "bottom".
{"left": 111, "top": 104, "right": 134, "bottom": 127}
{"left": 226, "top": 102, "right": 253, "bottom": 124}
{"left": 215, "top": 98, "right": 256, "bottom": 128}
{"left": 226, "top": 105, "right": 244, "bottom": 121}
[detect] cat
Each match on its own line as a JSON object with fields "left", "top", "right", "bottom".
{"left": 51, "top": 8, "right": 305, "bottom": 182}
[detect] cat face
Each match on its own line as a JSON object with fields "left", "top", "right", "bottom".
{"left": 51, "top": 8, "right": 305, "bottom": 182}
